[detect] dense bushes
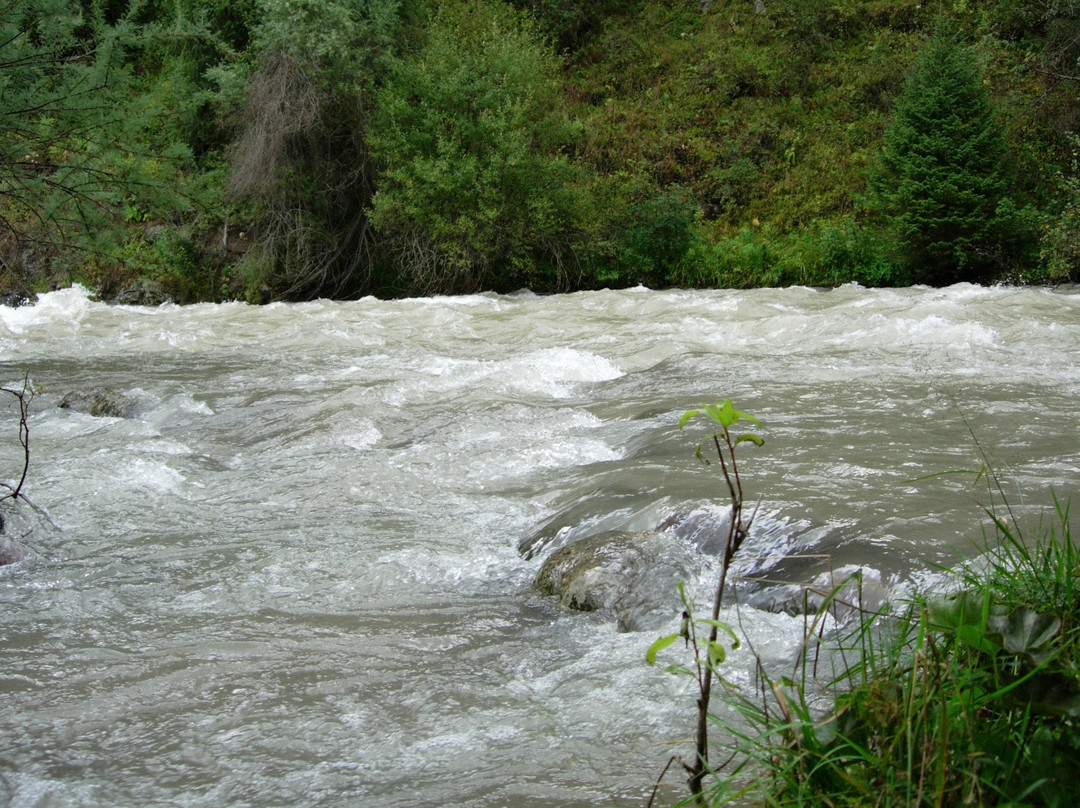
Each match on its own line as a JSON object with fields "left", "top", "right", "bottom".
{"left": 2, "top": 0, "right": 1079, "bottom": 299}
{"left": 221, "top": 0, "right": 417, "bottom": 300}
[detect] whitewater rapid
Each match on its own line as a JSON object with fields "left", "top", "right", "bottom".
{"left": 0, "top": 283, "right": 1077, "bottom": 806}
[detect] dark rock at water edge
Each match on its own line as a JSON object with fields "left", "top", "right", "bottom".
{"left": 0, "top": 291, "right": 31, "bottom": 308}
{"left": 110, "top": 279, "right": 172, "bottom": 306}
{"left": 535, "top": 530, "right": 697, "bottom": 632}
{"left": 59, "top": 388, "right": 136, "bottom": 418}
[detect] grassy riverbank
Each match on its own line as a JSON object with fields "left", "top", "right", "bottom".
{"left": 687, "top": 497, "right": 1080, "bottom": 807}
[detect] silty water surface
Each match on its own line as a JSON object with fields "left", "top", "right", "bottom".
{"left": 0, "top": 283, "right": 1078, "bottom": 806}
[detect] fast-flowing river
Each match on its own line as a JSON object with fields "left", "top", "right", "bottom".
{"left": 0, "top": 283, "right": 1078, "bottom": 807}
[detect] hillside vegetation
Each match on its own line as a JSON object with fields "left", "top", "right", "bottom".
{"left": 2, "top": 0, "right": 1078, "bottom": 301}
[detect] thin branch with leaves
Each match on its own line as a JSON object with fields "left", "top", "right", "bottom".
{"left": 647, "top": 399, "right": 764, "bottom": 804}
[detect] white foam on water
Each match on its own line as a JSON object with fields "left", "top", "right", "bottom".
{"left": 0, "top": 284, "right": 94, "bottom": 334}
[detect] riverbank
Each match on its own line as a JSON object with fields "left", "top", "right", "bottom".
{"left": 671, "top": 492, "right": 1079, "bottom": 806}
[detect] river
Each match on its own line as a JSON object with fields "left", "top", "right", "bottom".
{"left": 0, "top": 283, "right": 1077, "bottom": 806}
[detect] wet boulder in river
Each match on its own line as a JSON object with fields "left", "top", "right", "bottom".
{"left": 535, "top": 530, "right": 697, "bottom": 632}
{"left": 58, "top": 388, "right": 136, "bottom": 418}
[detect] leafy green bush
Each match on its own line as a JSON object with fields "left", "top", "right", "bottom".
{"left": 672, "top": 220, "right": 904, "bottom": 289}
{"left": 1039, "top": 139, "right": 1080, "bottom": 283}
{"left": 368, "top": 0, "right": 590, "bottom": 294}
{"left": 778, "top": 220, "right": 908, "bottom": 287}
{"left": 617, "top": 188, "right": 699, "bottom": 287}
{"left": 0, "top": 0, "right": 196, "bottom": 287}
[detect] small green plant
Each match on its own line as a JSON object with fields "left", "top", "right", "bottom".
{"left": 647, "top": 400, "right": 763, "bottom": 804}
{"left": 687, "top": 504, "right": 1079, "bottom": 806}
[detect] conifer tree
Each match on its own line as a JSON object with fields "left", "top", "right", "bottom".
{"left": 871, "top": 27, "right": 1009, "bottom": 284}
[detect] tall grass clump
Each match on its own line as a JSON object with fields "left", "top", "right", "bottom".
{"left": 652, "top": 412, "right": 1080, "bottom": 806}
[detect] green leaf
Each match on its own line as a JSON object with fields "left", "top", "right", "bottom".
{"left": 679, "top": 409, "right": 702, "bottom": 430}
{"left": 956, "top": 624, "right": 1000, "bottom": 656}
{"left": 699, "top": 619, "right": 740, "bottom": 649}
{"left": 708, "top": 641, "right": 726, "bottom": 666}
{"left": 733, "top": 409, "right": 762, "bottom": 428}
{"left": 646, "top": 633, "right": 681, "bottom": 666}
{"left": 928, "top": 591, "right": 986, "bottom": 631}
{"left": 986, "top": 607, "right": 1061, "bottom": 656}
{"left": 735, "top": 433, "right": 764, "bottom": 447}
{"left": 704, "top": 400, "right": 737, "bottom": 428}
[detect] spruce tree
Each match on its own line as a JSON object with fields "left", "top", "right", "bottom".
{"left": 872, "top": 27, "right": 1009, "bottom": 284}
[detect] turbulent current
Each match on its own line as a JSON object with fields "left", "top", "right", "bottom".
{"left": 0, "top": 283, "right": 1078, "bottom": 807}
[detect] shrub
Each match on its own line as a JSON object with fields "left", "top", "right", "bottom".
{"left": 618, "top": 188, "right": 699, "bottom": 287}
{"left": 223, "top": 0, "right": 412, "bottom": 300}
{"left": 0, "top": 0, "right": 194, "bottom": 288}
{"left": 1039, "top": 138, "right": 1080, "bottom": 283}
{"left": 780, "top": 220, "right": 909, "bottom": 287}
{"left": 368, "top": 0, "right": 589, "bottom": 294}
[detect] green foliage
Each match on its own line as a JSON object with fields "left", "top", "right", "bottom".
{"left": 129, "top": 0, "right": 260, "bottom": 158}
{"left": 508, "top": 0, "right": 602, "bottom": 50}
{"left": 673, "top": 221, "right": 907, "bottom": 289}
{"left": 250, "top": 0, "right": 413, "bottom": 94}
{"left": 112, "top": 229, "right": 219, "bottom": 302}
{"left": 368, "top": 0, "right": 590, "bottom": 295}
{"left": 780, "top": 220, "right": 909, "bottom": 287}
{"left": 657, "top": 471, "right": 1080, "bottom": 805}
{"left": 870, "top": 26, "right": 1011, "bottom": 284}
{"left": 0, "top": 0, "right": 192, "bottom": 283}
{"left": 1040, "top": 139, "right": 1080, "bottom": 282}
{"left": 617, "top": 188, "right": 699, "bottom": 287}
{"left": 6, "top": 0, "right": 1080, "bottom": 298}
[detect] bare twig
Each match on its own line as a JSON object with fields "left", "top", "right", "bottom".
{"left": 0, "top": 372, "right": 34, "bottom": 503}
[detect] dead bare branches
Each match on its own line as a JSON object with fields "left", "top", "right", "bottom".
{"left": 227, "top": 50, "right": 376, "bottom": 299}
{"left": 0, "top": 373, "right": 34, "bottom": 506}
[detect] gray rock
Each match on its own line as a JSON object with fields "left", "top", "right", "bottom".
{"left": 111, "top": 279, "right": 172, "bottom": 306}
{"left": 58, "top": 388, "right": 135, "bottom": 418}
{"left": 142, "top": 225, "right": 168, "bottom": 243}
{"left": 0, "top": 291, "right": 30, "bottom": 308}
{"left": 0, "top": 538, "right": 33, "bottom": 566}
{"left": 536, "top": 530, "right": 697, "bottom": 631}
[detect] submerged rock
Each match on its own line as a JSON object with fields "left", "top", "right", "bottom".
{"left": 0, "top": 537, "right": 33, "bottom": 566}
{"left": 0, "top": 291, "right": 31, "bottom": 308}
{"left": 59, "top": 388, "right": 136, "bottom": 418}
{"left": 535, "top": 530, "right": 697, "bottom": 632}
{"left": 744, "top": 564, "right": 889, "bottom": 621}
